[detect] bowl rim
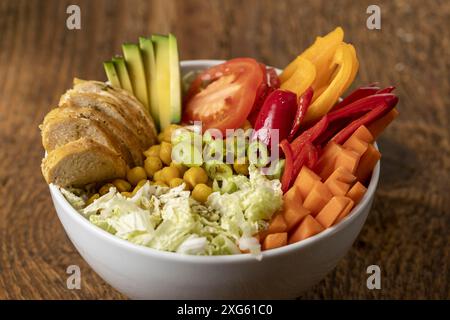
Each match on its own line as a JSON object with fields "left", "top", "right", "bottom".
{"left": 49, "top": 59, "right": 381, "bottom": 264}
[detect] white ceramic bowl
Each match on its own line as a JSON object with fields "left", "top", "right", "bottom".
{"left": 49, "top": 60, "right": 380, "bottom": 299}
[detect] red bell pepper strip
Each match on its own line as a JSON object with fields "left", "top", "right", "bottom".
{"left": 328, "top": 93, "right": 398, "bottom": 123}
{"left": 331, "top": 86, "right": 381, "bottom": 111}
{"left": 288, "top": 87, "right": 314, "bottom": 141}
{"left": 292, "top": 142, "right": 318, "bottom": 177}
{"left": 376, "top": 86, "right": 395, "bottom": 94}
{"left": 253, "top": 89, "right": 298, "bottom": 146}
{"left": 267, "top": 67, "right": 280, "bottom": 88}
{"left": 332, "top": 95, "right": 398, "bottom": 144}
{"left": 280, "top": 139, "right": 294, "bottom": 193}
{"left": 290, "top": 115, "right": 330, "bottom": 152}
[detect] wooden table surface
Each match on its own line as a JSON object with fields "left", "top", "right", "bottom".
{"left": 0, "top": 0, "right": 449, "bottom": 299}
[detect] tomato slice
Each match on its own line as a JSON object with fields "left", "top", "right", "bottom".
{"left": 183, "top": 58, "right": 264, "bottom": 133}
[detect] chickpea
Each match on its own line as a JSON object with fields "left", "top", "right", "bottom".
{"left": 143, "top": 144, "right": 161, "bottom": 158}
{"left": 153, "top": 169, "right": 163, "bottom": 182}
{"left": 233, "top": 158, "right": 249, "bottom": 175}
{"left": 132, "top": 179, "right": 148, "bottom": 194}
{"left": 159, "top": 141, "right": 172, "bottom": 165}
{"left": 112, "top": 179, "right": 131, "bottom": 192}
{"left": 163, "top": 124, "right": 183, "bottom": 143}
{"left": 121, "top": 191, "right": 133, "bottom": 198}
{"left": 170, "top": 162, "right": 187, "bottom": 176}
{"left": 86, "top": 193, "right": 100, "bottom": 205}
{"left": 183, "top": 167, "right": 208, "bottom": 189}
{"left": 99, "top": 183, "right": 115, "bottom": 195}
{"left": 127, "top": 166, "right": 147, "bottom": 186}
{"left": 161, "top": 166, "right": 180, "bottom": 184}
{"left": 144, "top": 156, "right": 163, "bottom": 178}
{"left": 192, "top": 183, "right": 213, "bottom": 203}
{"left": 168, "top": 177, "right": 185, "bottom": 189}
{"left": 157, "top": 132, "right": 166, "bottom": 143}
{"left": 153, "top": 180, "right": 168, "bottom": 187}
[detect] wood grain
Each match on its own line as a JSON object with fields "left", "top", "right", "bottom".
{"left": 0, "top": 0, "right": 449, "bottom": 299}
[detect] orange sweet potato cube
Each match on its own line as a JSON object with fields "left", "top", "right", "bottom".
{"left": 351, "top": 125, "right": 374, "bottom": 143}
{"left": 293, "top": 166, "right": 321, "bottom": 200}
{"left": 259, "top": 214, "right": 288, "bottom": 240}
{"left": 343, "top": 135, "right": 369, "bottom": 156}
{"left": 315, "top": 196, "right": 354, "bottom": 228}
{"left": 346, "top": 181, "right": 367, "bottom": 205}
{"left": 281, "top": 186, "right": 310, "bottom": 231}
{"left": 316, "top": 142, "right": 343, "bottom": 180}
{"left": 356, "top": 144, "right": 381, "bottom": 182}
{"left": 288, "top": 215, "right": 324, "bottom": 244}
{"left": 262, "top": 232, "right": 288, "bottom": 250}
{"left": 334, "top": 149, "right": 361, "bottom": 174}
{"left": 302, "top": 180, "right": 333, "bottom": 216}
{"left": 367, "top": 108, "right": 399, "bottom": 139}
{"left": 325, "top": 167, "right": 356, "bottom": 196}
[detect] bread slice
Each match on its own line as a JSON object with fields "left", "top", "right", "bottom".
{"left": 72, "top": 80, "right": 157, "bottom": 146}
{"left": 42, "top": 138, "right": 127, "bottom": 187}
{"left": 41, "top": 110, "right": 132, "bottom": 166}
{"left": 46, "top": 106, "right": 144, "bottom": 166}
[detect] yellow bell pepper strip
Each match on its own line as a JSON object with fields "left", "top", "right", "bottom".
{"left": 304, "top": 43, "right": 355, "bottom": 124}
{"left": 344, "top": 43, "right": 359, "bottom": 90}
{"left": 280, "top": 27, "right": 344, "bottom": 84}
{"left": 280, "top": 57, "right": 316, "bottom": 97}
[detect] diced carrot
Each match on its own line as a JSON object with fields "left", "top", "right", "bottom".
{"left": 356, "top": 144, "right": 381, "bottom": 182}
{"left": 262, "top": 232, "right": 288, "bottom": 250}
{"left": 316, "top": 196, "right": 354, "bottom": 228}
{"left": 281, "top": 184, "right": 310, "bottom": 231}
{"left": 302, "top": 180, "right": 333, "bottom": 216}
{"left": 316, "top": 142, "right": 343, "bottom": 180}
{"left": 343, "top": 135, "right": 369, "bottom": 156}
{"left": 334, "top": 148, "right": 360, "bottom": 174}
{"left": 288, "top": 215, "right": 324, "bottom": 244}
{"left": 259, "top": 213, "right": 288, "bottom": 240}
{"left": 324, "top": 166, "right": 356, "bottom": 196}
{"left": 351, "top": 125, "right": 374, "bottom": 143}
{"left": 367, "top": 108, "right": 399, "bottom": 139}
{"left": 293, "top": 166, "right": 321, "bottom": 200}
{"left": 346, "top": 181, "right": 367, "bottom": 205}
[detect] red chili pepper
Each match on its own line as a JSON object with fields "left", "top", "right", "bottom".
{"left": 332, "top": 95, "right": 398, "bottom": 144}
{"left": 288, "top": 87, "right": 314, "bottom": 141}
{"left": 280, "top": 139, "right": 294, "bottom": 193}
{"left": 376, "top": 86, "right": 395, "bottom": 94}
{"left": 290, "top": 115, "right": 329, "bottom": 153}
{"left": 253, "top": 89, "right": 298, "bottom": 146}
{"left": 331, "top": 86, "right": 380, "bottom": 111}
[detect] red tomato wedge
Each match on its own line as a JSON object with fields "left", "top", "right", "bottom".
{"left": 183, "top": 58, "right": 264, "bottom": 133}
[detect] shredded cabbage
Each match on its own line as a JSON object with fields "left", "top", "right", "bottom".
{"left": 61, "top": 166, "right": 282, "bottom": 257}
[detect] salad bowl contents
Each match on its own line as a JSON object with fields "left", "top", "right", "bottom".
{"left": 42, "top": 28, "right": 398, "bottom": 298}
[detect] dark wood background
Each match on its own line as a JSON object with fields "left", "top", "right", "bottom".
{"left": 0, "top": 0, "right": 448, "bottom": 299}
